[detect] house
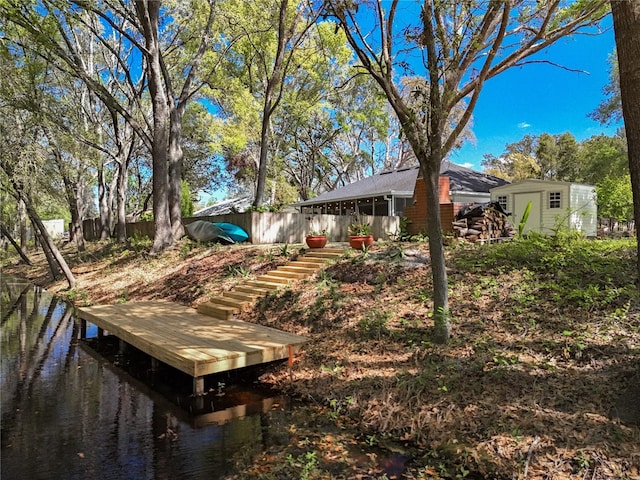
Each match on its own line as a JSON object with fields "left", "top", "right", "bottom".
{"left": 296, "top": 161, "right": 509, "bottom": 232}
{"left": 296, "top": 166, "right": 418, "bottom": 216}
{"left": 490, "top": 180, "right": 597, "bottom": 237}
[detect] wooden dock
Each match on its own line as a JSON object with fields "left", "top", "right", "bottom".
{"left": 76, "top": 301, "right": 307, "bottom": 394}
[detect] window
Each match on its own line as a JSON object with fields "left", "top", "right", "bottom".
{"left": 549, "top": 191, "right": 561, "bottom": 209}
{"left": 497, "top": 195, "right": 507, "bottom": 211}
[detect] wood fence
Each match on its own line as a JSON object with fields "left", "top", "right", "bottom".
{"left": 83, "top": 212, "right": 400, "bottom": 245}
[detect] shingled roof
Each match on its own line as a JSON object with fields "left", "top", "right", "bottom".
{"left": 445, "top": 161, "right": 509, "bottom": 193}
{"left": 194, "top": 196, "right": 253, "bottom": 216}
{"left": 297, "top": 161, "right": 508, "bottom": 206}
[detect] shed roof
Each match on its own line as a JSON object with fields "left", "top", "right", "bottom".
{"left": 490, "top": 179, "right": 595, "bottom": 192}
{"left": 297, "top": 161, "right": 508, "bottom": 206}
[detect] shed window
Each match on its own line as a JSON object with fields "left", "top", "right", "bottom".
{"left": 549, "top": 191, "right": 561, "bottom": 209}
{"left": 497, "top": 195, "right": 507, "bottom": 211}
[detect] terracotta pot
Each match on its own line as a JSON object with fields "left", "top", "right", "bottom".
{"left": 348, "top": 235, "right": 374, "bottom": 249}
{"left": 306, "top": 235, "right": 327, "bottom": 248}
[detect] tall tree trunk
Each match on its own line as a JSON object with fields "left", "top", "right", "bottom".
{"left": 97, "top": 165, "right": 111, "bottom": 240}
{"left": 18, "top": 199, "right": 27, "bottom": 249}
{"left": 0, "top": 224, "right": 32, "bottom": 265}
{"left": 34, "top": 227, "right": 60, "bottom": 281}
{"left": 254, "top": 99, "right": 272, "bottom": 207}
{"left": 115, "top": 155, "right": 128, "bottom": 243}
{"left": 68, "top": 195, "right": 85, "bottom": 251}
{"left": 135, "top": 0, "right": 173, "bottom": 253}
{"left": 24, "top": 197, "right": 76, "bottom": 289}
{"left": 47, "top": 135, "right": 86, "bottom": 250}
{"left": 611, "top": 0, "right": 640, "bottom": 287}
{"left": 253, "top": 0, "right": 295, "bottom": 207}
{"left": 11, "top": 188, "right": 76, "bottom": 288}
{"left": 168, "top": 107, "right": 185, "bottom": 239}
{"left": 420, "top": 1, "right": 449, "bottom": 343}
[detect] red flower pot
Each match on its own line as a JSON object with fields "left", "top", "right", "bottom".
{"left": 348, "top": 235, "right": 374, "bottom": 249}
{"left": 306, "top": 235, "right": 327, "bottom": 248}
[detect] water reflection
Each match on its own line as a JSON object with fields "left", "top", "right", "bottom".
{"left": 0, "top": 278, "right": 285, "bottom": 480}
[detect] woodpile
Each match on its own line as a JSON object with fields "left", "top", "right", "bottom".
{"left": 453, "top": 202, "right": 516, "bottom": 243}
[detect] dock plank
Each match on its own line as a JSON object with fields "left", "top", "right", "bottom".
{"left": 76, "top": 301, "right": 307, "bottom": 379}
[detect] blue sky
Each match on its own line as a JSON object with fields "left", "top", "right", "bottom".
{"left": 450, "top": 16, "right": 621, "bottom": 171}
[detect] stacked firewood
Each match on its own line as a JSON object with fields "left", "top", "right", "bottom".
{"left": 453, "top": 202, "right": 516, "bottom": 243}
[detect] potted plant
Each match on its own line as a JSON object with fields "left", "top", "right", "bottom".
{"left": 348, "top": 222, "right": 374, "bottom": 249}
{"left": 306, "top": 229, "right": 327, "bottom": 248}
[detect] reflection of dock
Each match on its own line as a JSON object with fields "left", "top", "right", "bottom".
{"left": 79, "top": 341, "right": 282, "bottom": 428}
{"left": 76, "top": 301, "right": 307, "bottom": 394}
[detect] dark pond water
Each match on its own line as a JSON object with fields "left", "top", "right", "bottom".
{"left": 0, "top": 277, "right": 298, "bottom": 480}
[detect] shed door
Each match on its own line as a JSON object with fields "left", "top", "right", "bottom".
{"left": 513, "top": 192, "right": 541, "bottom": 234}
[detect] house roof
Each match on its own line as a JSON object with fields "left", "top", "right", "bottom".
{"left": 445, "top": 161, "right": 509, "bottom": 193}
{"left": 194, "top": 196, "right": 253, "bottom": 216}
{"left": 297, "top": 161, "right": 509, "bottom": 206}
{"left": 297, "top": 166, "right": 418, "bottom": 206}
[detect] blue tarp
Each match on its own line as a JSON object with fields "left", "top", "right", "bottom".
{"left": 185, "top": 221, "right": 234, "bottom": 243}
{"left": 214, "top": 223, "right": 249, "bottom": 243}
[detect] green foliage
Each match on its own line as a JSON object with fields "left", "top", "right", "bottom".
{"left": 453, "top": 235, "right": 637, "bottom": 310}
{"left": 517, "top": 201, "right": 532, "bottom": 237}
{"left": 590, "top": 53, "right": 622, "bottom": 125}
{"left": 278, "top": 243, "right": 292, "bottom": 257}
{"left": 285, "top": 451, "right": 319, "bottom": 480}
{"left": 245, "top": 204, "right": 282, "bottom": 213}
{"left": 358, "top": 309, "right": 391, "bottom": 340}
{"left": 128, "top": 234, "right": 152, "bottom": 252}
{"left": 180, "top": 180, "right": 194, "bottom": 217}
{"left": 596, "top": 174, "right": 633, "bottom": 222}
{"left": 483, "top": 131, "right": 628, "bottom": 185}
{"left": 225, "top": 264, "right": 250, "bottom": 278}
{"left": 348, "top": 222, "right": 371, "bottom": 236}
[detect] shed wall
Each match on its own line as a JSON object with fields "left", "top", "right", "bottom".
{"left": 491, "top": 181, "right": 597, "bottom": 236}
{"left": 569, "top": 184, "right": 597, "bottom": 236}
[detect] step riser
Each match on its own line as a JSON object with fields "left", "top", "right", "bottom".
{"left": 304, "top": 253, "right": 341, "bottom": 259}
{"left": 298, "top": 257, "right": 327, "bottom": 264}
{"left": 278, "top": 266, "right": 318, "bottom": 274}
{"left": 245, "top": 281, "right": 281, "bottom": 291}
{"left": 286, "top": 261, "right": 322, "bottom": 269}
{"left": 269, "top": 270, "right": 307, "bottom": 279}
{"left": 210, "top": 297, "right": 248, "bottom": 310}
{"left": 197, "top": 303, "right": 235, "bottom": 320}
{"left": 236, "top": 285, "right": 270, "bottom": 296}
{"left": 257, "top": 275, "right": 290, "bottom": 285}
{"left": 223, "top": 291, "right": 259, "bottom": 302}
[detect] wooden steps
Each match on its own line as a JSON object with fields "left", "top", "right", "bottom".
{"left": 223, "top": 291, "right": 260, "bottom": 302}
{"left": 196, "top": 302, "right": 236, "bottom": 320}
{"left": 235, "top": 285, "right": 271, "bottom": 296}
{"left": 197, "top": 246, "right": 346, "bottom": 321}
{"left": 246, "top": 279, "right": 284, "bottom": 290}
{"left": 277, "top": 265, "right": 318, "bottom": 275}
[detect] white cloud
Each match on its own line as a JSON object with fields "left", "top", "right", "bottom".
{"left": 518, "top": 122, "right": 531, "bottom": 129}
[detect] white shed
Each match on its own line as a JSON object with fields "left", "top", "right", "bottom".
{"left": 490, "top": 180, "right": 597, "bottom": 237}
